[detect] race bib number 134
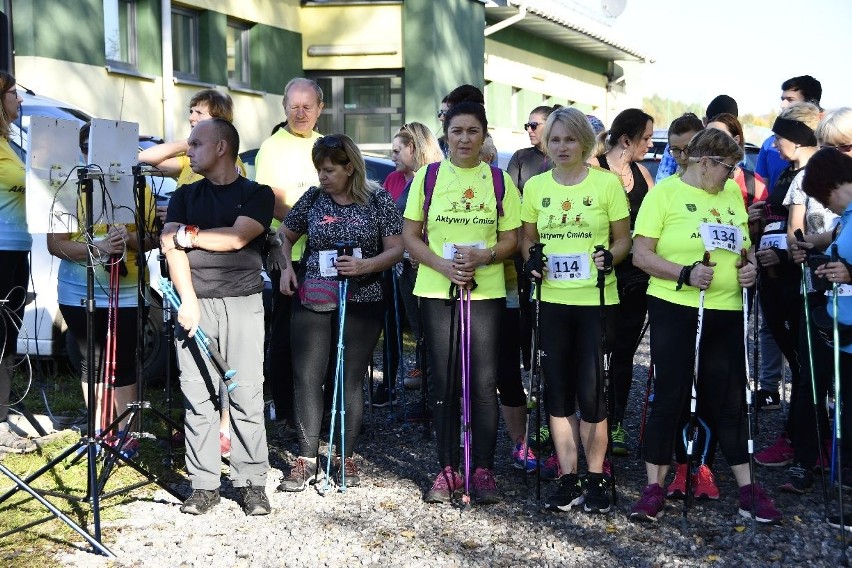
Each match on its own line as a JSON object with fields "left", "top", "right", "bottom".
{"left": 699, "top": 223, "right": 742, "bottom": 252}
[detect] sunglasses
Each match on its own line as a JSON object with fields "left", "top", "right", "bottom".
{"left": 437, "top": 110, "right": 446, "bottom": 118}
{"left": 821, "top": 142, "right": 852, "bottom": 153}
{"left": 709, "top": 157, "right": 737, "bottom": 177}
{"left": 524, "top": 122, "right": 541, "bottom": 131}
{"left": 314, "top": 135, "right": 344, "bottom": 150}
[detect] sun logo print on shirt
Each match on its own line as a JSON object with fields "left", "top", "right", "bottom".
{"left": 453, "top": 186, "right": 493, "bottom": 214}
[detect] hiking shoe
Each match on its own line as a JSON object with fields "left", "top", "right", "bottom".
{"left": 693, "top": 464, "right": 720, "bottom": 500}
{"left": 371, "top": 385, "right": 395, "bottom": 408}
{"left": 667, "top": 463, "right": 688, "bottom": 499}
{"left": 424, "top": 466, "right": 463, "bottom": 503}
{"left": 220, "top": 433, "right": 231, "bottom": 458}
{"left": 334, "top": 457, "right": 361, "bottom": 487}
{"left": 120, "top": 437, "right": 140, "bottom": 460}
{"left": 0, "top": 422, "right": 37, "bottom": 453}
{"left": 512, "top": 441, "right": 537, "bottom": 473}
{"left": 540, "top": 453, "right": 562, "bottom": 480}
{"left": 180, "top": 488, "right": 220, "bottom": 515}
{"left": 630, "top": 483, "right": 666, "bottom": 523}
{"left": 404, "top": 368, "right": 422, "bottom": 390}
{"left": 545, "top": 473, "right": 585, "bottom": 511}
{"left": 755, "top": 435, "right": 794, "bottom": 467}
{"left": 827, "top": 513, "right": 852, "bottom": 533}
{"left": 738, "top": 483, "right": 782, "bottom": 524}
{"left": 755, "top": 389, "right": 781, "bottom": 411}
{"left": 611, "top": 423, "right": 629, "bottom": 457}
{"left": 238, "top": 482, "right": 271, "bottom": 516}
{"left": 779, "top": 463, "right": 814, "bottom": 494}
{"left": 470, "top": 467, "right": 499, "bottom": 504}
{"left": 277, "top": 457, "right": 322, "bottom": 492}
{"left": 584, "top": 473, "right": 612, "bottom": 514}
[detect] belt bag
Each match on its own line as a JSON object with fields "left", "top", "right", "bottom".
{"left": 298, "top": 279, "right": 339, "bottom": 313}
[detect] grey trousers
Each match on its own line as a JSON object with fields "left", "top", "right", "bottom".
{"left": 175, "top": 293, "right": 268, "bottom": 490}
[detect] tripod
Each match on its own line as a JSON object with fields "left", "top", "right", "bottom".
{"left": 0, "top": 167, "right": 182, "bottom": 555}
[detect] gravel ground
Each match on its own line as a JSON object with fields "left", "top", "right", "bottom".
{"left": 54, "top": 338, "right": 852, "bottom": 567}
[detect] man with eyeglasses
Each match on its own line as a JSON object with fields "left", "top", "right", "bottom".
{"left": 255, "top": 78, "right": 324, "bottom": 441}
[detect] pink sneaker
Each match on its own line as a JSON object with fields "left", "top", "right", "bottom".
{"left": 424, "top": 466, "right": 464, "bottom": 503}
{"left": 755, "top": 435, "right": 793, "bottom": 467}
{"left": 470, "top": 467, "right": 499, "bottom": 504}
{"left": 540, "top": 453, "right": 562, "bottom": 480}
{"left": 667, "top": 463, "right": 687, "bottom": 499}
{"left": 693, "top": 464, "right": 720, "bottom": 500}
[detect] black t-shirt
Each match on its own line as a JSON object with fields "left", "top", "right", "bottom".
{"left": 507, "top": 146, "right": 552, "bottom": 193}
{"left": 284, "top": 186, "right": 402, "bottom": 303}
{"left": 166, "top": 176, "right": 274, "bottom": 298}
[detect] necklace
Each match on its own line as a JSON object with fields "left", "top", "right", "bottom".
{"left": 446, "top": 160, "right": 488, "bottom": 189}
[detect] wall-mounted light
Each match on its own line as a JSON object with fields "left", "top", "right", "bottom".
{"left": 307, "top": 44, "right": 399, "bottom": 57}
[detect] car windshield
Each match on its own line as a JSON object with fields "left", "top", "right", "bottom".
{"left": 18, "top": 104, "right": 90, "bottom": 132}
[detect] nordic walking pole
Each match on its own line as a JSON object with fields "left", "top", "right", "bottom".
{"left": 794, "top": 229, "right": 829, "bottom": 516}
{"left": 741, "top": 249, "right": 758, "bottom": 536}
{"left": 682, "top": 250, "right": 711, "bottom": 533}
{"left": 525, "top": 243, "right": 546, "bottom": 505}
{"left": 830, "top": 244, "right": 848, "bottom": 565}
{"left": 460, "top": 285, "right": 473, "bottom": 507}
{"left": 392, "top": 271, "right": 407, "bottom": 421}
{"left": 638, "top": 363, "right": 654, "bottom": 453}
{"left": 595, "top": 244, "right": 617, "bottom": 505}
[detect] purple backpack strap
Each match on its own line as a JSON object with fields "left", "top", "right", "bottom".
{"left": 421, "top": 161, "right": 441, "bottom": 244}
{"left": 490, "top": 165, "right": 505, "bottom": 217}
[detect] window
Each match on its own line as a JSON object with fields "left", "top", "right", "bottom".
{"left": 172, "top": 7, "right": 199, "bottom": 80}
{"left": 104, "top": 0, "right": 137, "bottom": 68}
{"left": 227, "top": 20, "right": 251, "bottom": 88}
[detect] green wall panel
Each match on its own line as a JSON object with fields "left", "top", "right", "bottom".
{"left": 249, "top": 23, "right": 302, "bottom": 95}
{"left": 199, "top": 10, "right": 226, "bottom": 84}
{"left": 485, "top": 22, "right": 608, "bottom": 75}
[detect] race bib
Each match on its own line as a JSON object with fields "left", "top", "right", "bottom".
{"left": 442, "top": 241, "right": 486, "bottom": 260}
{"left": 759, "top": 234, "right": 788, "bottom": 250}
{"left": 547, "top": 254, "right": 590, "bottom": 281}
{"left": 830, "top": 284, "right": 852, "bottom": 297}
{"left": 699, "top": 223, "right": 742, "bottom": 252}
{"left": 318, "top": 248, "right": 363, "bottom": 277}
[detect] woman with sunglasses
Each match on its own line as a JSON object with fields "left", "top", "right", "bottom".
{"left": 747, "top": 103, "right": 821, "bottom": 471}
{"left": 275, "top": 134, "right": 403, "bottom": 491}
{"left": 0, "top": 72, "right": 35, "bottom": 453}
{"left": 507, "top": 105, "right": 558, "bottom": 192}
{"left": 591, "top": 108, "right": 654, "bottom": 458}
{"left": 402, "top": 101, "right": 521, "bottom": 504}
{"left": 630, "top": 128, "right": 780, "bottom": 524}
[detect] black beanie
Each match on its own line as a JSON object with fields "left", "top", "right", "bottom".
{"left": 706, "top": 95, "right": 738, "bottom": 119}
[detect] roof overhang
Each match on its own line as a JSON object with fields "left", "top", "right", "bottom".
{"left": 485, "top": 0, "right": 653, "bottom": 64}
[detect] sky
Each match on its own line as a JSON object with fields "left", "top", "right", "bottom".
{"left": 596, "top": 0, "right": 851, "bottom": 116}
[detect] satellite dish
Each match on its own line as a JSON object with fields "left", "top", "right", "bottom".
{"left": 602, "top": 0, "right": 626, "bottom": 18}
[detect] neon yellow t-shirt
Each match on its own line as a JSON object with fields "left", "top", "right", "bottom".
{"left": 520, "top": 167, "right": 629, "bottom": 306}
{"left": 0, "top": 138, "right": 31, "bottom": 250}
{"left": 403, "top": 160, "right": 521, "bottom": 300}
{"left": 176, "top": 154, "right": 246, "bottom": 188}
{"left": 634, "top": 175, "right": 750, "bottom": 310}
{"left": 253, "top": 128, "right": 322, "bottom": 259}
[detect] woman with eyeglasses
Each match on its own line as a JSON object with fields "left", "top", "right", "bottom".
{"left": 274, "top": 134, "right": 403, "bottom": 491}
{"left": 402, "top": 101, "right": 521, "bottom": 504}
{"left": 630, "top": 128, "right": 781, "bottom": 524}
{"left": 706, "top": 113, "right": 768, "bottom": 208}
{"left": 590, "top": 108, "right": 654, "bottom": 459}
{"left": 747, "top": 103, "right": 821, "bottom": 471}
{"left": 0, "top": 72, "right": 35, "bottom": 453}
{"left": 507, "top": 105, "right": 557, "bottom": 193}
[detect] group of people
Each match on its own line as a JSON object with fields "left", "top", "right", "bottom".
{"left": 5, "top": 68, "right": 852, "bottom": 532}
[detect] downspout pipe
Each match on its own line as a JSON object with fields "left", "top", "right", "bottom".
{"left": 161, "top": 0, "right": 173, "bottom": 140}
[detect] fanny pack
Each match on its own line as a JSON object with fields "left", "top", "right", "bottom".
{"left": 298, "top": 279, "right": 340, "bottom": 313}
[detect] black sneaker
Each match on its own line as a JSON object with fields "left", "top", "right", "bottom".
{"left": 334, "top": 457, "right": 361, "bottom": 487}
{"left": 779, "top": 463, "right": 814, "bottom": 494}
{"left": 180, "top": 488, "right": 220, "bottom": 515}
{"left": 545, "top": 473, "right": 585, "bottom": 512}
{"left": 583, "top": 473, "right": 612, "bottom": 514}
{"left": 371, "top": 385, "right": 395, "bottom": 408}
{"left": 828, "top": 513, "right": 852, "bottom": 533}
{"left": 277, "top": 457, "right": 323, "bottom": 492}
{"left": 755, "top": 389, "right": 781, "bottom": 411}
{"left": 238, "top": 482, "right": 271, "bottom": 515}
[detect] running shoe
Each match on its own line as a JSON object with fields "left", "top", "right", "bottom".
{"left": 0, "top": 422, "right": 37, "bottom": 453}
{"left": 611, "top": 422, "right": 629, "bottom": 457}
{"left": 512, "top": 441, "right": 537, "bottom": 473}
{"left": 120, "top": 437, "right": 140, "bottom": 460}
{"left": 827, "top": 513, "right": 852, "bottom": 534}
{"left": 755, "top": 389, "right": 781, "bottom": 411}
{"left": 371, "top": 385, "right": 396, "bottom": 408}
{"left": 583, "top": 473, "right": 612, "bottom": 514}
{"left": 738, "top": 483, "right": 782, "bottom": 524}
{"left": 779, "top": 462, "right": 814, "bottom": 494}
{"left": 629, "top": 483, "right": 665, "bottom": 523}
{"left": 424, "top": 466, "right": 464, "bottom": 503}
{"left": 404, "top": 368, "right": 422, "bottom": 390}
{"left": 755, "top": 435, "right": 794, "bottom": 467}
{"left": 667, "top": 463, "right": 688, "bottom": 499}
{"left": 545, "top": 473, "right": 585, "bottom": 512}
{"left": 277, "top": 457, "right": 322, "bottom": 492}
{"left": 540, "top": 453, "right": 562, "bottom": 480}
{"left": 470, "top": 467, "right": 499, "bottom": 504}
{"left": 693, "top": 464, "right": 720, "bottom": 500}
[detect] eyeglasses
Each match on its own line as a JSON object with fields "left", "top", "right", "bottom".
{"left": 4, "top": 89, "right": 17, "bottom": 98}
{"left": 670, "top": 146, "right": 687, "bottom": 157}
{"left": 314, "top": 135, "right": 344, "bottom": 150}
{"left": 437, "top": 110, "right": 446, "bottom": 118}
{"left": 524, "top": 122, "right": 541, "bottom": 131}
{"left": 709, "top": 157, "right": 737, "bottom": 177}
{"left": 821, "top": 142, "right": 852, "bottom": 153}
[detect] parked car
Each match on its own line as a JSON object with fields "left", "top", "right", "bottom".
{"left": 238, "top": 147, "right": 396, "bottom": 186}
{"left": 13, "top": 90, "right": 172, "bottom": 382}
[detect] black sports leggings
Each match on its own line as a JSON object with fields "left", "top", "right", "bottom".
{"left": 496, "top": 306, "right": 526, "bottom": 407}
{"left": 60, "top": 304, "right": 142, "bottom": 388}
{"left": 610, "top": 262, "right": 649, "bottom": 425}
{"left": 421, "top": 297, "right": 501, "bottom": 471}
{"left": 291, "top": 299, "right": 383, "bottom": 458}
{"left": 643, "top": 297, "right": 749, "bottom": 466}
{"left": 540, "top": 302, "right": 611, "bottom": 422}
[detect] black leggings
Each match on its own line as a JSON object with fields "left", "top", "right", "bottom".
{"left": 421, "top": 297, "right": 501, "bottom": 471}
{"left": 610, "top": 262, "right": 649, "bottom": 425}
{"left": 643, "top": 297, "right": 749, "bottom": 466}
{"left": 59, "top": 304, "right": 142, "bottom": 388}
{"left": 540, "top": 303, "right": 611, "bottom": 422}
{"left": 496, "top": 306, "right": 526, "bottom": 407}
{"left": 267, "top": 266, "right": 297, "bottom": 423}
{"left": 0, "top": 251, "right": 28, "bottom": 356}
{"left": 291, "top": 298, "right": 383, "bottom": 458}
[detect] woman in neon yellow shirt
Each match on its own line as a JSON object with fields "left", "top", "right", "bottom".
{"left": 521, "top": 107, "right": 631, "bottom": 514}
{"left": 402, "top": 102, "right": 521, "bottom": 504}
